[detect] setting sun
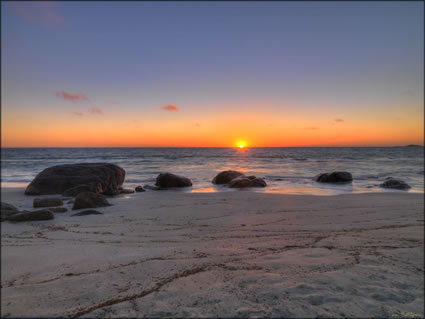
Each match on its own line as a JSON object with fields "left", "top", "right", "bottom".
{"left": 236, "top": 140, "right": 247, "bottom": 149}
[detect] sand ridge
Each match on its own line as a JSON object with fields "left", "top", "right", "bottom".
{"left": 1, "top": 188, "right": 424, "bottom": 318}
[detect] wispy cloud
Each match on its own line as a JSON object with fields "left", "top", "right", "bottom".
{"left": 90, "top": 107, "right": 103, "bottom": 114}
{"left": 7, "top": 2, "right": 63, "bottom": 26}
{"left": 334, "top": 118, "right": 344, "bottom": 122}
{"left": 161, "top": 104, "right": 179, "bottom": 112}
{"left": 303, "top": 126, "right": 320, "bottom": 130}
{"left": 56, "top": 91, "right": 89, "bottom": 102}
{"left": 72, "top": 112, "right": 84, "bottom": 117}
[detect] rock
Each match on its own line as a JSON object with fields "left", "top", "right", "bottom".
{"left": 315, "top": 171, "right": 353, "bottom": 183}
{"left": 212, "top": 170, "right": 245, "bottom": 184}
{"left": 67, "top": 200, "right": 74, "bottom": 205}
{"left": 380, "top": 179, "right": 411, "bottom": 190}
{"left": 72, "top": 192, "right": 111, "bottom": 210}
{"left": 120, "top": 189, "right": 135, "bottom": 194}
{"left": 25, "top": 163, "right": 125, "bottom": 196}
{"left": 228, "top": 176, "right": 267, "bottom": 188}
{"left": 63, "top": 183, "right": 103, "bottom": 197}
{"left": 251, "top": 178, "right": 267, "bottom": 187}
{"left": 155, "top": 173, "right": 192, "bottom": 188}
{"left": 228, "top": 177, "right": 253, "bottom": 188}
{"left": 1, "top": 202, "right": 20, "bottom": 222}
{"left": 49, "top": 207, "right": 68, "bottom": 213}
{"left": 33, "top": 197, "right": 63, "bottom": 208}
{"left": 71, "top": 210, "right": 103, "bottom": 216}
{"left": 135, "top": 185, "right": 145, "bottom": 192}
{"left": 8, "top": 209, "right": 54, "bottom": 222}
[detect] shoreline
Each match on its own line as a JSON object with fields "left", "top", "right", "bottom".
{"left": 1, "top": 188, "right": 424, "bottom": 318}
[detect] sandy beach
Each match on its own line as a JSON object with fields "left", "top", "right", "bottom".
{"left": 1, "top": 188, "right": 424, "bottom": 318}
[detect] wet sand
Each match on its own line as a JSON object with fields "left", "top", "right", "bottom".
{"left": 1, "top": 188, "right": 424, "bottom": 318}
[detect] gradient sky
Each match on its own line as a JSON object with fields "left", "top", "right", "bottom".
{"left": 1, "top": 1, "right": 424, "bottom": 147}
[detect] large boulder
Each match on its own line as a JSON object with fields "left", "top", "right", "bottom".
{"left": 380, "top": 179, "right": 411, "bottom": 190}
{"left": 155, "top": 173, "right": 192, "bottom": 188}
{"left": 315, "top": 172, "right": 353, "bottom": 183}
{"left": 25, "top": 163, "right": 125, "bottom": 196}
{"left": 62, "top": 183, "right": 103, "bottom": 197}
{"left": 1, "top": 202, "right": 20, "bottom": 222}
{"left": 72, "top": 192, "right": 111, "bottom": 210}
{"left": 212, "top": 170, "right": 245, "bottom": 184}
{"left": 8, "top": 209, "right": 54, "bottom": 222}
{"left": 33, "top": 197, "right": 63, "bottom": 208}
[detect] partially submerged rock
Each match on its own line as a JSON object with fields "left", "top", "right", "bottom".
{"left": 72, "top": 210, "right": 103, "bottom": 217}
{"left": 1, "top": 202, "right": 20, "bottom": 222}
{"left": 135, "top": 185, "right": 145, "bottom": 192}
{"left": 212, "top": 170, "right": 245, "bottom": 184}
{"left": 315, "top": 172, "right": 353, "bottom": 183}
{"left": 33, "top": 197, "right": 63, "bottom": 208}
{"left": 72, "top": 192, "right": 111, "bottom": 210}
{"left": 155, "top": 173, "right": 192, "bottom": 188}
{"left": 8, "top": 209, "right": 54, "bottom": 222}
{"left": 228, "top": 176, "right": 267, "bottom": 188}
{"left": 380, "top": 179, "right": 411, "bottom": 190}
{"left": 25, "top": 163, "right": 125, "bottom": 196}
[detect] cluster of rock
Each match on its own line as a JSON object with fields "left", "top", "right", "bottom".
{"left": 3, "top": 163, "right": 413, "bottom": 223}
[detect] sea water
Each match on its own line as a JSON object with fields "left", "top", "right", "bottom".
{"left": 1, "top": 147, "right": 423, "bottom": 195}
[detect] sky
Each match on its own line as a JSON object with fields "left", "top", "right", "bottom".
{"left": 1, "top": 1, "right": 424, "bottom": 147}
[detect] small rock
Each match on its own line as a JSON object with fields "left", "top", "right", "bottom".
{"left": 67, "top": 200, "right": 74, "bottom": 204}
{"left": 229, "top": 177, "right": 254, "bottom": 188}
{"left": 72, "top": 192, "right": 111, "bottom": 210}
{"left": 8, "top": 209, "right": 54, "bottom": 222}
{"left": 49, "top": 207, "right": 68, "bottom": 213}
{"left": 212, "top": 170, "right": 245, "bottom": 184}
{"left": 155, "top": 173, "right": 192, "bottom": 188}
{"left": 71, "top": 210, "right": 103, "bottom": 216}
{"left": 380, "top": 179, "right": 411, "bottom": 190}
{"left": 315, "top": 172, "right": 353, "bottom": 183}
{"left": 251, "top": 178, "right": 267, "bottom": 187}
{"left": 135, "top": 186, "right": 145, "bottom": 192}
{"left": 33, "top": 197, "right": 63, "bottom": 208}
{"left": 143, "top": 184, "right": 162, "bottom": 191}
{"left": 120, "top": 189, "right": 135, "bottom": 194}
{"left": 1, "top": 202, "right": 20, "bottom": 222}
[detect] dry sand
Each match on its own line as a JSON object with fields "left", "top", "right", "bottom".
{"left": 1, "top": 188, "right": 424, "bottom": 318}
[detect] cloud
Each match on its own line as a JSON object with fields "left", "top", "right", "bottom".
{"left": 303, "top": 127, "right": 320, "bottom": 130}
{"left": 194, "top": 123, "right": 201, "bottom": 127}
{"left": 7, "top": 2, "right": 63, "bottom": 26}
{"left": 334, "top": 118, "right": 344, "bottom": 122}
{"left": 56, "top": 91, "right": 89, "bottom": 102}
{"left": 90, "top": 107, "right": 103, "bottom": 114}
{"left": 161, "top": 104, "right": 179, "bottom": 112}
{"left": 72, "top": 112, "right": 84, "bottom": 117}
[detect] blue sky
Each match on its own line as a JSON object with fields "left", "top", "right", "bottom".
{"left": 1, "top": 1, "right": 424, "bottom": 147}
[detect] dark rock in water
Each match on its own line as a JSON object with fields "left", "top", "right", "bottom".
{"left": 72, "top": 210, "right": 103, "bottom": 216}
{"left": 72, "top": 192, "right": 111, "bottom": 210}
{"left": 380, "top": 179, "right": 411, "bottom": 190}
{"left": 1, "top": 202, "right": 20, "bottom": 222}
{"left": 33, "top": 197, "right": 63, "bottom": 208}
{"left": 120, "top": 189, "right": 135, "bottom": 194}
{"left": 67, "top": 200, "right": 74, "bottom": 205}
{"left": 25, "top": 163, "right": 125, "bottom": 196}
{"left": 49, "top": 207, "right": 68, "bottom": 213}
{"left": 63, "top": 183, "right": 103, "bottom": 197}
{"left": 135, "top": 186, "right": 145, "bottom": 192}
{"left": 212, "top": 170, "right": 245, "bottom": 184}
{"left": 143, "top": 184, "right": 163, "bottom": 191}
{"left": 251, "top": 178, "right": 267, "bottom": 187}
{"left": 228, "top": 176, "right": 267, "bottom": 188}
{"left": 229, "top": 177, "right": 254, "bottom": 188}
{"left": 155, "top": 173, "right": 192, "bottom": 188}
{"left": 315, "top": 172, "right": 353, "bottom": 183}
{"left": 8, "top": 209, "right": 54, "bottom": 222}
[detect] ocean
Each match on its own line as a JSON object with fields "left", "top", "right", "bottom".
{"left": 1, "top": 147, "right": 423, "bottom": 195}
